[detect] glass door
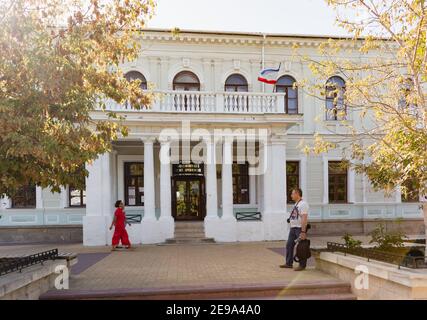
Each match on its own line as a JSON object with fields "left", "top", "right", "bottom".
{"left": 173, "top": 177, "right": 205, "bottom": 221}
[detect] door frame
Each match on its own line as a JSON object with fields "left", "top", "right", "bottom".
{"left": 171, "top": 176, "right": 206, "bottom": 221}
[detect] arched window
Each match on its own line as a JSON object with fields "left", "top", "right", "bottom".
{"left": 173, "top": 71, "right": 200, "bottom": 91}
{"left": 325, "top": 76, "right": 346, "bottom": 120}
{"left": 225, "top": 74, "right": 248, "bottom": 92}
{"left": 125, "top": 71, "right": 147, "bottom": 90}
{"left": 276, "top": 75, "right": 298, "bottom": 114}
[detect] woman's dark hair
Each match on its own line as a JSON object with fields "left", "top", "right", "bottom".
{"left": 115, "top": 200, "right": 123, "bottom": 208}
{"left": 293, "top": 188, "right": 303, "bottom": 197}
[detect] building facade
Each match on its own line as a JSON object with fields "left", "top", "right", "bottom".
{"left": 0, "top": 29, "right": 423, "bottom": 246}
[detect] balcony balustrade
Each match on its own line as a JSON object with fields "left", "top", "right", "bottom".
{"left": 101, "top": 90, "right": 290, "bottom": 114}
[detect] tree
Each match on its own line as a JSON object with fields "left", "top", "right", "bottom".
{"left": 0, "top": 0, "right": 156, "bottom": 196}
{"left": 298, "top": 0, "right": 426, "bottom": 254}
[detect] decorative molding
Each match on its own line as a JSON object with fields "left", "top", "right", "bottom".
{"left": 140, "top": 30, "right": 360, "bottom": 49}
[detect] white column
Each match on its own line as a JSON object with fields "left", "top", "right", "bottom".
{"left": 300, "top": 155, "right": 308, "bottom": 200}
{"left": 205, "top": 139, "right": 218, "bottom": 219}
{"left": 159, "top": 140, "right": 174, "bottom": 240}
{"left": 208, "top": 139, "right": 237, "bottom": 242}
{"left": 395, "top": 185, "right": 402, "bottom": 203}
{"left": 270, "top": 140, "right": 287, "bottom": 211}
{"left": 322, "top": 155, "right": 329, "bottom": 204}
{"left": 348, "top": 165, "right": 356, "bottom": 203}
{"left": 60, "top": 186, "right": 68, "bottom": 208}
{"left": 0, "top": 196, "right": 11, "bottom": 210}
{"left": 222, "top": 140, "right": 234, "bottom": 220}
{"left": 36, "top": 186, "right": 43, "bottom": 209}
{"left": 83, "top": 152, "right": 113, "bottom": 246}
{"left": 362, "top": 173, "right": 368, "bottom": 203}
{"left": 249, "top": 175, "right": 257, "bottom": 206}
{"left": 262, "top": 137, "right": 287, "bottom": 240}
{"left": 141, "top": 139, "right": 165, "bottom": 244}
{"left": 143, "top": 140, "right": 156, "bottom": 221}
{"left": 159, "top": 141, "right": 172, "bottom": 220}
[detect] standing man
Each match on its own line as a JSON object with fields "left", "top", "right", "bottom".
{"left": 280, "top": 188, "right": 309, "bottom": 271}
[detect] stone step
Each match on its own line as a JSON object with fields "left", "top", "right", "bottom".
{"left": 172, "top": 236, "right": 208, "bottom": 240}
{"left": 174, "top": 226, "right": 205, "bottom": 232}
{"left": 165, "top": 238, "right": 216, "bottom": 244}
{"left": 40, "top": 280, "right": 355, "bottom": 300}
{"left": 175, "top": 230, "right": 205, "bottom": 237}
{"left": 238, "top": 293, "right": 357, "bottom": 300}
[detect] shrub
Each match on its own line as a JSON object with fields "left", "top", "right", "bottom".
{"left": 342, "top": 233, "right": 362, "bottom": 249}
{"left": 369, "top": 223, "right": 407, "bottom": 250}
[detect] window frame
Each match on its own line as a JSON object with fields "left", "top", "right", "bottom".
{"left": 401, "top": 179, "right": 420, "bottom": 203}
{"left": 124, "top": 71, "right": 147, "bottom": 90}
{"left": 286, "top": 161, "right": 300, "bottom": 204}
{"left": 232, "top": 162, "right": 250, "bottom": 205}
{"left": 224, "top": 74, "right": 249, "bottom": 92}
{"left": 11, "top": 184, "right": 36, "bottom": 209}
{"left": 328, "top": 161, "right": 348, "bottom": 204}
{"left": 68, "top": 186, "right": 86, "bottom": 208}
{"left": 276, "top": 75, "right": 298, "bottom": 114}
{"left": 124, "top": 162, "right": 144, "bottom": 207}
{"left": 325, "top": 76, "right": 346, "bottom": 121}
{"left": 173, "top": 71, "right": 201, "bottom": 91}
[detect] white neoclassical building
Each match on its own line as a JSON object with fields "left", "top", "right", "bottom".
{"left": 0, "top": 29, "right": 423, "bottom": 246}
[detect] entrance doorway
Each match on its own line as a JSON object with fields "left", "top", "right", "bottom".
{"left": 172, "top": 163, "right": 206, "bottom": 221}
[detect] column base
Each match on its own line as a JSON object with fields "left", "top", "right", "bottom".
{"left": 205, "top": 216, "right": 237, "bottom": 242}
{"left": 159, "top": 216, "right": 175, "bottom": 240}
{"left": 140, "top": 218, "right": 170, "bottom": 244}
{"left": 83, "top": 216, "right": 110, "bottom": 246}
{"left": 263, "top": 212, "right": 288, "bottom": 241}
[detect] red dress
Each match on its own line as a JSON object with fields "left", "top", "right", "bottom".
{"left": 112, "top": 208, "right": 131, "bottom": 247}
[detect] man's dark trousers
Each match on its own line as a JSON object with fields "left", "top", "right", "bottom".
{"left": 285, "top": 227, "right": 307, "bottom": 268}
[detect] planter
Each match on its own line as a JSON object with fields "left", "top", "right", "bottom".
{"left": 315, "top": 251, "right": 427, "bottom": 300}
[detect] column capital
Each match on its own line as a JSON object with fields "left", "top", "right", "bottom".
{"left": 141, "top": 137, "right": 156, "bottom": 145}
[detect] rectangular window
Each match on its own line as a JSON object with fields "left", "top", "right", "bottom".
{"left": 69, "top": 186, "right": 86, "bottom": 207}
{"left": 124, "top": 162, "right": 144, "bottom": 207}
{"left": 11, "top": 184, "right": 36, "bottom": 208}
{"left": 402, "top": 179, "right": 420, "bottom": 203}
{"left": 232, "top": 163, "right": 249, "bottom": 204}
{"left": 286, "top": 161, "right": 300, "bottom": 203}
{"left": 328, "top": 161, "right": 348, "bottom": 203}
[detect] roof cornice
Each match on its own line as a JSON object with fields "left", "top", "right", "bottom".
{"left": 138, "top": 28, "right": 386, "bottom": 48}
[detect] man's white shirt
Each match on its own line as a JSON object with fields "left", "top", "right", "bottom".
{"left": 289, "top": 200, "right": 309, "bottom": 228}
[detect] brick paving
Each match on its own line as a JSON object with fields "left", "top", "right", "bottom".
{"left": 0, "top": 236, "right": 371, "bottom": 291}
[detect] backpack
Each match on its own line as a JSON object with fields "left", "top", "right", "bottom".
{"left": 294, "top": 239, "right": 311, "bottom": 262}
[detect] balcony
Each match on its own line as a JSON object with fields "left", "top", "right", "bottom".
{"left": 101, "top": 91, "right": 293, "bottom": 114}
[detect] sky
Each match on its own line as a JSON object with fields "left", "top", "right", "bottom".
{"left": 147, "top": 0, "right": 351, "bottom": 36}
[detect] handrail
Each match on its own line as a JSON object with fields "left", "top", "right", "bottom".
{"left": 98, "top": 90, "right": 289, "bottom": 114}
{"left": 325, "top": 242, "right": 426, "bottom": 269}
{"left": 0, "top": 249, "right": 59, "bottom": 276}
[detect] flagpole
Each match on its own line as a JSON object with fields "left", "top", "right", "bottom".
{"left": 262, "top": 33, "right": 266, "bottom": 93}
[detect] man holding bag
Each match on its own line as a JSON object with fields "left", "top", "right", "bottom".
{"left": 280, "top": 188, "right": 309, "bottom": 271}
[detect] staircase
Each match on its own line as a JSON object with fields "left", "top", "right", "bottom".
{"left": 165, "top": 221, "right": 215, "bottom": 244}
{"left": 40, "top": 280, "right": 356, "bottom": 300}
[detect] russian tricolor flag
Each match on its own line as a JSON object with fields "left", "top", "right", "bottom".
{"left": 258, "top": 64, "right": 281, "bottom": 85}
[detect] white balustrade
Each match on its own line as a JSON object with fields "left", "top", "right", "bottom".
{"left": 98, "top": 91, "right": 288, "bottom": 114}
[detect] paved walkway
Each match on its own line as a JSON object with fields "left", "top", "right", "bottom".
{"left": 0, "top": 236, "right": 372, "bottom": 291}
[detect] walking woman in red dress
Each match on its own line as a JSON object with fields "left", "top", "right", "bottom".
{"left": 109, "top": 200, "right": 131, "bottom": 251}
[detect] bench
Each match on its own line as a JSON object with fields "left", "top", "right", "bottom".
{"left": 236, "top": 212, "right": 262, "bottom": 221}
{"left": 126, "top": 214, "right": 142, "bottom": 224}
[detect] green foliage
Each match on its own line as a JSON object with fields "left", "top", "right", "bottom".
{"left": 300, "top": 1, "right": 427, "bottom": 200}
{"left": 369, "top": 223, "right": 407, "bottom": 250}
{"left": 342, "top": 233, "right": 362, "bottom": 249}
{"left": 0, "top": 0, "right": 156, "bottom": 195}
